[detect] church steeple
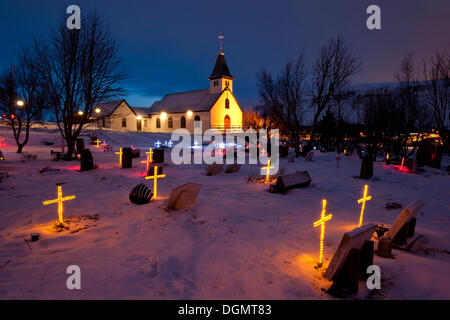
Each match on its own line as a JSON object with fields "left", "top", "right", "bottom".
{"left": 209, "top": 34, "right": 234, "bottom": 93}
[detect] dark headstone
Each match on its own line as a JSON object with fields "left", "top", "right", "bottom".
{"left": 80, "top": 149, "right": 94, "bottom": 171}
{"left": 90, "top": 136, "right": 98, "bottom": 145}
{"left": 301, "top": 143, "right": 313, "bottom": 157}
{"left": 386, "top": 202, "right": 402, "bottom": 210}
{"left": 131, "top": 149, "right": 141, "bottom": 158}
{"left": 376, "top": 237, "right": 393, "bottom": 258}
{"left": 417, "top": 139, "right": 442, "bottom": 169}
{"left": 225, "top": 164, "right": 241, "bottom": 173}
{"left": 0, "top": 150, "right": 5, "bottom": 161}
{"left": 206, "top": 163, "right": 223, "bottom": 176}
{"left": 360, "top": 154, "right": 373, "bottom": 179}
{"left": 122, "top": 147, "right": 133, "bottom": 169}
{"left": 279, "top": 145, "right": 289, "bottom": 158}
{"left": 153, "top": 148, "right": 164, "bottom": 163}
{"left": 76, "top": 138, "right": 85, "bottom": 154}
{"left": 275, "top": 171, "right": 311, "bottom": 193}
{"left": 129, "top": 183, "right": 152, "bottom": 205}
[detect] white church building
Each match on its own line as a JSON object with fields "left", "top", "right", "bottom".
{"left": 92, "top": 48, "right": 243, "bottom": 134}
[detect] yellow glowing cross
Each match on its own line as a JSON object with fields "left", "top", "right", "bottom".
{"left": 357, "top": 185, "right": 372, "bottom": 227}
{"left": 146, "top": 148, "right": 153, "bottom": 162}
{"left": 141, "top": 154, "right": 152, "bottom": 174}
{"left": 400, "top": 157, "right": 405, "bottom": 171}
{"left": 94, "top": 139, "right": 101, "bottom": 148}
{"left": 145, "top": 166, "right": 166, "bottom": 199}
{"left": 115, "top": 148, "right": 123, "bottom": 165}
{"left": 42, "top": 185, "right": 76, "bottom": 224}
{"left": 262, "top": 160, "right": 274, "bottom": 182}
{"left": 313, "top": 199, "right": 333, "bottom": 267}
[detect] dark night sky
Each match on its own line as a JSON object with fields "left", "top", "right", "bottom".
{"left": 0, "top": 0, "right": 449, "bottom": 107}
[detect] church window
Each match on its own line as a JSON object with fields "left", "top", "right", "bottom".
{"left": 225, "top": 98, "right": 230, "bottom": 109}
{"left": 156, "top": 118, "right": 161, "bottom": 128}
{"left": 180, "top": 116, "right": 186, "bottom": 128}
{"left": 168, "top": 117, "right": 173, "bottom": 128}
{"left": 122, "top": 117, "right": 126, "bottom": 127}
{"left": 194, "top": 115, "right": 201, "bottom": 128}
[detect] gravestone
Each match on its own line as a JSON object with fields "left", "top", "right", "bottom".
{"left": 147, "top": 164, "right": 163, "bottom": 176}
{"left": 131, "top": 148, "right": 141, "bottom": 158}
{"left": 288, "top": 154, "right": 295, "bottom": 163}
{"left": 325, "top": 223, "right": 377, "bottom": 295}
{"left": 271, "top": 171, "right": 311, "bottom": 193}
{"left": 122, "top": 147, "right": 133, "bottom": 169}
{"left": 206, "top": 163, "right": 223, "bottom": 176}
{"left": 80, "top": 149, "right": 94, "bottom": 171}
{"left": 305, "top": 151, "right": 314, "bottom": 162}
{"left": 301, "top": 143, "right": 313, "bottom": 157}
{"left": 129, "top": 183, "right": 152, "bottom": 205}
{"left": 76, "top": 138, "right": 85, "bottom": 154}
{"left": 416, "top": 139, "right": 442, "bottom": 169}
{"left": 166, "top": 183, "right": 202, "bottom": 210}
{"left": 360, "top": 154, "right": 373, "bottom": 179}
{"left": 0, "top": 150, "right": 5, "bottom": 161}
{"left": 90, "top": 136, "right": 98, "bottom": 145}
{"left": 153, "top": 148, "right": 164, "bottom": 163}
{"left": 279, "top": 145, "right": 289, "bottom": 158}
{"left": 225, "top": 164, "right": 241, "bottom": 173}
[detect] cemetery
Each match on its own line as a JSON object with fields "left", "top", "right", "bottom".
{"left": 0, "top": 126, "right": 449, "bottom": 299}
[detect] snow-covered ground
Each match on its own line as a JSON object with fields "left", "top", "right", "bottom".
{"left": 0, "top": 126, "right": 449, "bottom": 299}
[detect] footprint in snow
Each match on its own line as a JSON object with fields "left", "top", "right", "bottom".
{"left": 123, "top": 253, "right": 159, "bottom": 278}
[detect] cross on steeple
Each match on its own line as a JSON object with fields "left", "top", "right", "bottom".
{"left": 218, "top": 33, "right": 224, "bottom": 53}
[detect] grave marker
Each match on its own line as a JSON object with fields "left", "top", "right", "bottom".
{"left": 122, "top": 147, "right": 133, "bottom": 169}
{"left": 166, "top": 183, "right": 202, "bottom": 210}
{"left": 271, "top": 171, "right": 311, "bottom": 193}
{"left": 357, "top": 185, "right": 372, "bottom": 227}
{"left": 145, "top": 166, "right": 166, "bottom": 199}
{"left": 42, "top": 185, "right": 76, "bottom": 224}
{"left": 225, "top": 164, "right": 241, "bottom": 173}
{"left": 314, "top": 199, "right": 333, "bottom": 267}
{"left": 206, "top": 163, "right": 223, "bottom": 176}
{"left": 325, "top": 223, "right": 377, "bottom": 295}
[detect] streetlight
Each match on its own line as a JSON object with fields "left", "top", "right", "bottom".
{"left": 95, "top": 108, "right": 101, "bottom": 114}
{"left": 16, "top": 100, "right": 25, "bottom": 107}
{"left": 78, "top": 110, "right": 84, "bottom": 116}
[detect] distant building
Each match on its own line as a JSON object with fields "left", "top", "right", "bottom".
{"left": 91, "top": 100, "right": 151, "bottom": 132}
{"left": 91, "top": 48, "right": 243, "bottom": 134}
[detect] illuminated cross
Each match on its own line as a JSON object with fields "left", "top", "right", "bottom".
{"left": 262, "top": 160, "right": 274, "bottom": 182}
{"left": 0, "top": 138, "right": 5, "bottom": 147}
{"left": 42, "top": 185, "right": 76, "bottom": 224}
{"left": 400, "top": 157, "right": 405, "bottom": 171}
{"left": 100, "top": 141, "right": 108, "bottom": 148}
{"left": 146, "top": 148, "right": 154, "bottom": 162}
{"left": 141, "top": 154, "right": 152, "bottom": 175}
{"left": 167, "top": 140, "right": 173, "bottom": 148}
{"left": 313, "top": 199, "right": 333, "bottom": 267}
{"left": 193, "top": 140, "right": 199, "bottom": 147}
{"left": 94, "top": 138, "right": 101, "bottom": 148}
{"left": 154, "top": 140, "right": 161, "bottom": 148}
{"left": 115, "top": 147, "right": 123, "bottom": 165}
{"left": 357, "top": 184, "right": 372, "bottom": 227}
{"left": 145, "top": 166, "right": 166, "bottom": 199}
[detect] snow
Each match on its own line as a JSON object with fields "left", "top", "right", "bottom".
{"left": 0, "top": 126, "right": 449, "bottom": 299}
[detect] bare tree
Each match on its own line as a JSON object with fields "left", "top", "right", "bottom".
{"left": 395, "top": 52, "right": 422, "bottom": 131}
{"left": 309, "top": 38, "right": 336, "bottom": 142}
{"left": 0, "top": 60, "right": 48, "bottom": 153}
{"left": 331, "top": 36, "right": 361, "bottom": 165}
{"left": 422, "top": 48, "right": 449, "bottom": 147}
{"left": 33, "top": 12, "right": 126, "bottom": 157}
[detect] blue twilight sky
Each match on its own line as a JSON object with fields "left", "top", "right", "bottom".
{"left": 0, "top": 0, "right": 449, "bottom": 108}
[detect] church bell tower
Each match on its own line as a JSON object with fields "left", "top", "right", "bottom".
{"left": 209, "top": 35, "right": 234, "bottom": 94}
